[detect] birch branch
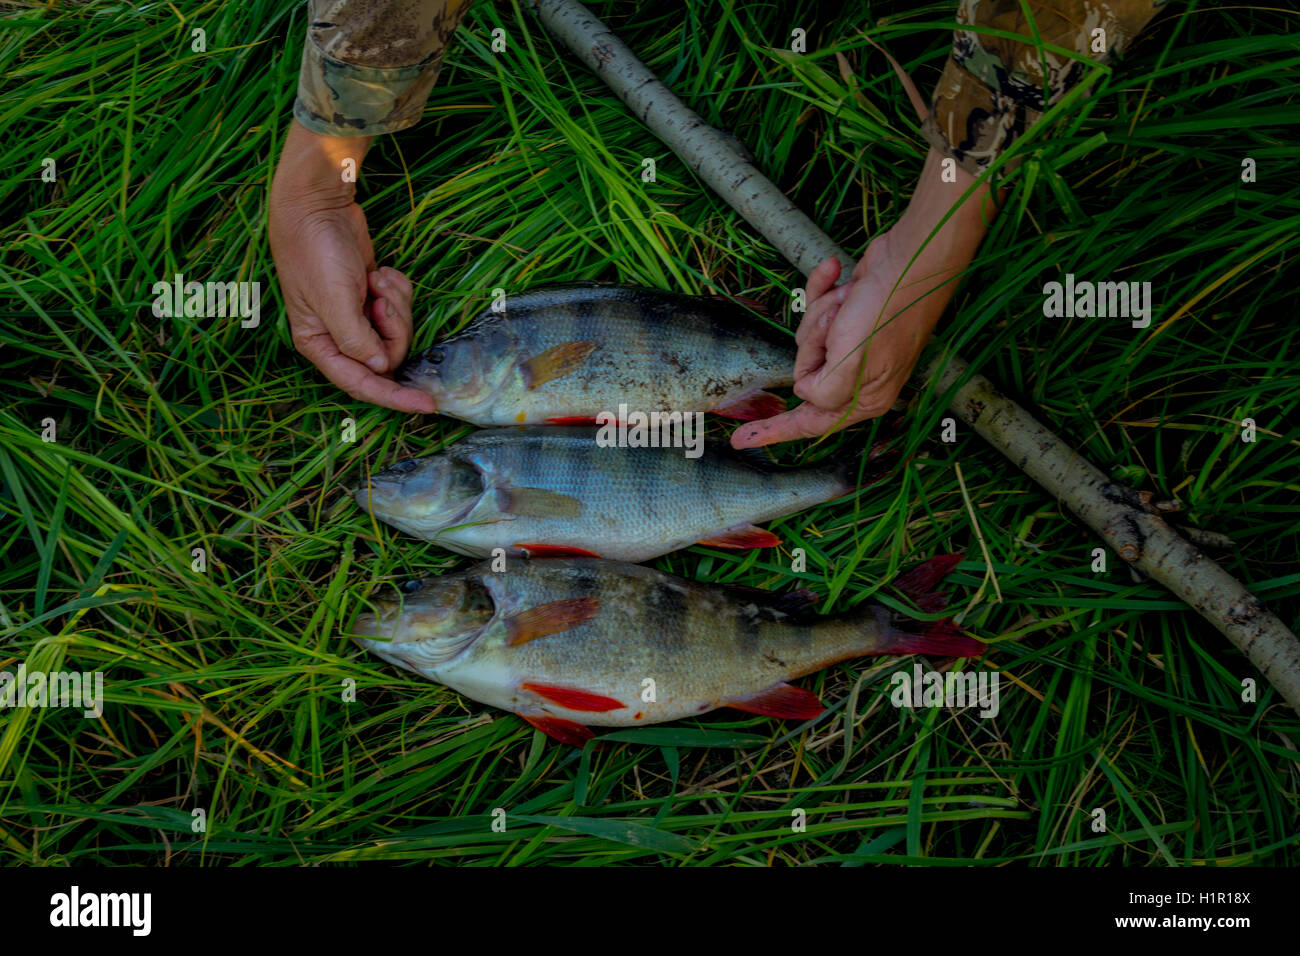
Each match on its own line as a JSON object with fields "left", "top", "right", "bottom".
{"left": 528, "top": 0, "right": 1300, "bottom": 717}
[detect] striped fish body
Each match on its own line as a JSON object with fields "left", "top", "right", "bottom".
{"left": 355, "top": 427, "right": 866, "bottom": 562}
{"left": 350, "top": 557, "right": 981, "bottom": 745}
{"left": 401, "top": 285, "right": 794, "bottom": 426}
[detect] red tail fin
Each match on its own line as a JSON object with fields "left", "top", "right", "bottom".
{"left": 880, "top": 554, "right": 984, "bottom": 658}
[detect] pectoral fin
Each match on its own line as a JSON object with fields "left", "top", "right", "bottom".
{"left": 499, "top": 486, "right": 583, "bottom": 518}
{"left": 506, "top": 597, "right": 601, "bottom": 646}
{"left": 521, "top": 341, "right": 597, "bottom": 389}
{"left": 728, "top": 682, "right": 824, "bottom": 720}
{"left": 522, "top": 714, "right": 594, "bottom": 745}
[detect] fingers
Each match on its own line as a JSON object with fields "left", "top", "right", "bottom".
{"left": 368, "top": 267, "right": 415, "bottom": 368}
{"left": 318, "top": 284, "right": 392, "bottom": 374}
{"left": 794, "top": 281, "right": 850, "bottom": 348}
{"left": 293, "top": 325, "right": 437, "bottom": 414}
{"left": 370, "top": 267, "right": 413, "bottom": 321}
{"left": 794, "top": 311, "right": 884, "bottom": 409}
{"left": 794, "top": 352, "right": 865, "bottom": 410}
{"left": 793, "top": 286, "right": 850, "bottom": 379}
{"left": 729, "top": 402, "right": 868, "bottom": 449}
{"left": 805, "top": 256, "right": 842, "bottom": 304}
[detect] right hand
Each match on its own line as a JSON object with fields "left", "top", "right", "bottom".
{"left": 732, "top": 148, "right": 1004, "bottom": 449}
{"left": 268, "top": 120, "right": 436, "bottom": 413}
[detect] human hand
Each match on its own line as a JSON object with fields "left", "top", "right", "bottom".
{"left": 732, "top": 148, "right": 1002, "bottom": 448}
{"left": 269, "top": 120, "right": 436, "bottom": 414}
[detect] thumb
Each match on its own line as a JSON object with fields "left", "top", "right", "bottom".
{"left": 730, "top": 402, "right": 857, "bottom": 448}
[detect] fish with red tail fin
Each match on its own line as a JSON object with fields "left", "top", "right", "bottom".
{"left": 348, "top": 556, "right": 983, "bottom": 745}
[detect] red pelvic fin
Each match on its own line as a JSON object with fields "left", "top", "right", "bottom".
{"left": 515, "top": 543, "right": 602, "bottom": 558}
{"left": 521, "top": 341, "right": 598, "bottom": 390}
{"left": 545, "top": 416, "right": 603, "bottom": 426}
{"left": 728, "top": 682, "right": 824, "bottom": 720}
{"left": 711, "top": 390, "right": 785, "bottom": 421}
{"left": 506, "top": 597, "right": 601, "bottom": 646}
{"left": 697, "top": 524, "right": 781, "bottom": 550}
{"left": 522, "top": 682, "right": 626, "bottom": 712}
{"left": 522, "top": 714, "right": 594, "bottom": 745}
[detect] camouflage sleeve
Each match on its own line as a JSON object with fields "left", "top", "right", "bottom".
{"left": 922, "top": 0, "right": 1166, "bottom": 177}
{"left": 293, "top": 0, "right": 472, "bottom": 138}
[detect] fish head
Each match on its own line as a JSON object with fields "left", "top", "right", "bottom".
{"left": 350, "top": 574, "right": 497, "bottom": 676}
{"left": 402, "top": 325, "right": 518, "bottom": 414}
{"left": 354, "top": 455, "right": 486, "bottom": 534}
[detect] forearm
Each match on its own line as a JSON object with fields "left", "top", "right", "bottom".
{"left": 899, "top": 147, "right": 1005, "bottom": 259}
{"left": 270, "top": 120, "right": 372, "bottom": 215}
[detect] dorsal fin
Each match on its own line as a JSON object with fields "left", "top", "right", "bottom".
{"left": 730, "top": 444, "right": 780, "bottom": 468}
{"left": 720, "top": 583, "right": 822, "bottom": 623}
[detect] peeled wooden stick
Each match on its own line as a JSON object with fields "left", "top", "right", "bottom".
{"left": 528, "top": 0, "right": 1300, "bottom": 716}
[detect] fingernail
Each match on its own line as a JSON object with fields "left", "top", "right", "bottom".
{"left": 366, "top": 356, "right": 387, "bottom": 373}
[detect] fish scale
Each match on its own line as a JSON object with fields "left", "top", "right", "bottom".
{"left": 350, "top": 557, "right": 984, "bottom": 744}
{"left": 355, "top": 426, "right": 869, "bottom": 562}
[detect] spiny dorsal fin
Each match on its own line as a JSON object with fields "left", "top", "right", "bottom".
{"left": 722, "top": 583, "right": 821, "bottom": 624}
{"left": 730, "top": 444, "right": 780, "bottom": 469}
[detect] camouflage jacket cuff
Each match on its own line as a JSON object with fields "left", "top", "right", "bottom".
{"left": 922, "top": 53, "right": 1037, "bottom": 179}
{"left": 293, "top": 36, "right": 440, "bottom": 137}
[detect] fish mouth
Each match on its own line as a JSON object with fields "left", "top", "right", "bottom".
{"left": 395, "top": 355, "right": 439, "bottom": 411}
{"left": 347, "top": 611, "right": 384, "bottom": 646}
{"left": 348, "top": 619, "right": 425, "bottom": 676}
{"left": 355, "top": 460, "right": 423, "bottom": 512}
{"left": 347, "top": 607, "right": 414, "bottom": 652}
{"left": 354, "top": 480, "right": 398, "bottom": 513}
{"left": 398, "top": 352, "right": 437, "bottom": 386}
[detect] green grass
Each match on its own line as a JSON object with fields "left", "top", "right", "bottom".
{"left": 1, "top": 0, "right": 1297, "bottom": 865}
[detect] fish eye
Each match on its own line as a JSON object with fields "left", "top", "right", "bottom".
{"left": 427, "top": 348, "right": 445, "bottom": 365}
{"left": 401, "top": 578, "right": 425, "bottom": 594}
{"left": 392, "top": 459, "right": 419, "bottom": 474}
